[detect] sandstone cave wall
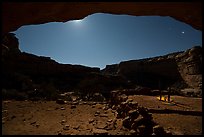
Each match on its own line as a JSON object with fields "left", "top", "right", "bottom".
{"left": 2, "top": 2, "right": 202, "bottom": 34}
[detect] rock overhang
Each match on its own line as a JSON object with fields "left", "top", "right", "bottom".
{"left": 2, "top": 2, "right": 202, "bottom": 34}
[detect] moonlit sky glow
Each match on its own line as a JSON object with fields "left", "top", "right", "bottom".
{"left": 13, "top": 13, "right": 202, "bottom": 69}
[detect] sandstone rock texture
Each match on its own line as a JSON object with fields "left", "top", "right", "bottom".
{"left": 175, "top": 46, "right": 202, "bottom": 89}
{"left": 2, "top": 2, "right": 202, "bottom": 34}
{"left": 102, "top": 46, "right": 202, "bottom": 91}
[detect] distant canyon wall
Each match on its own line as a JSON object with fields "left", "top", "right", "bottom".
{"left": 2, "top": 33, "right": 202, "bottom": 94}
{"left": 102, "top": 46, "right": 202, "bottom": 90}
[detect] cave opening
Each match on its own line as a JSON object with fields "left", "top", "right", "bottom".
{"left": 2, "top": 13, "right": 202, "bottom": 99}
{"left": 12, "top": 13, "right": 202, "bottom": 70}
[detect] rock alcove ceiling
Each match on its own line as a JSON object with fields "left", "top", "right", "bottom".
{"left": 2, "top": 2, "right": 202, "bottom": 34}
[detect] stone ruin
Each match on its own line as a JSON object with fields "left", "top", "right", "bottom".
{"left": 109, "top": 90, "right": 172, "bottom": 135}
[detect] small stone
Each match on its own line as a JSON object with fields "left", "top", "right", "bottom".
{"left": 60, "top": 107, "right": 65, "bottom": 110}
{"left": 119, "top": 94, "right": 128, "bottom": 102}
{"left": 63, "top": 125, "right": 70, "bottom": 130}
{"left": 126, "top": 98, "right": 133, "bottom": 103}
{"left": 95, "top": 113, "right": 99, "bottom": 116}
{"left": 107, "top": 119, "right": 112, "bottom": 122}
{"left": 3, "top": 100, "right": 11, "bottom": 104}
{"left": 96, "top": 122, "right": 107, "bottom": 129}
{"left": 128, "top": 109, "right": 139, "bottom": 119}
{"left": 89, "top": 118, "right": 94, "bottom": 123}
{"left": 132, "top": 115, "right": 145, "bottom": 128}
{"left": 94, "top": 104, "right": 103, "bottom": 109}
{"left": 152, "top": 132, "right": 156, "bottom": 135}
{"left": 138, "top": 125, "right": 146, "bottom": 135}
{"left": 121, "top": 101, "right": 128, "bottom": 106}
{"left": 103, "top": 106, "right": 108, "bottom": 110}
{"left": 83, "top": 102, "right": 87, "bottom": 105}
{"left": 130, "top": 129, "right": 137, "bottom": 135}
{"left": 95, "top": 111, "right": 100, "bottom": 114}
{"left": 71, "top": 105, "right": 76, "bottom": 109}
{"left": 92, "top": 102, "right": 97, "bottom": 105}
{"left": 129, "top": 101, "right": 138, "bottom": 109}
{"left": 92, "top": 128, "right": 108, "bottom": 135}
{"left": 2, "top": 117, "right": 6, "bottom": 120}
{"left": 72, "top": 101, "right": 79, "bottom": 105}
{"left": 61, "top": 119, "right": 66, "bottom": 124}
{"left": 30, "top": 121, "right": 36, "bottom": 125}
{"left": 111, "top": 109, "right": 116, "bottom": 113}
{"left": 73, "top": 125, "right": 80, "bottom": 130}
{"left": 79, "top": 102, "right": 83, "bottom": 105}
{"left": 112, "top": 105, "right": 116, "bottom": 110}
{"left": 100, "top": 114, "right": 108, "bottom": 117}
{"left": 36, "top": 124, "right": 40, "bottom": 128}
{"left": 165, "top": 130, "right": 173, "bottom": 135}
{"left": 170, "top": 130, "right": 184, "bottom": 135}
{"left": 2, "top": 110, "right": 8, "bottom": 113}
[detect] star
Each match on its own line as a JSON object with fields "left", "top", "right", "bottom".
{"left": 181, "top": 31, "right": 185, "bottom": 34}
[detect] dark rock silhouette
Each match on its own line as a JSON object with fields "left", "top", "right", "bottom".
{"left": 1, "top": 33, "right": 202, "bottom": 100}
{"left": 2, "top": 2, "right": 202, "bottom": 34}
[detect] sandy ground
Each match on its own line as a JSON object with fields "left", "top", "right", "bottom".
{"left": 129, "top": 95, "right": 202, "bottom": 135}
{"left": 2, "top": 95, "right": 202, "bottom": 135}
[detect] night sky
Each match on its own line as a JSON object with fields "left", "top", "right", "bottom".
{"left": 13, "top": 13, "right": 202, "bottom": 69}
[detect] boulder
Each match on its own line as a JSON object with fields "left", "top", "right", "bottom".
{"left": 131, "top": 115, "right": 144, "bottom": 129}
{"left": 153, "top": 125, "right": 165, "bottom": 135}
{"left": 128, "top": 101, "right": 138, "bottom": 109}
{"left": 128, "top": 109, "right": 139, "bottom": 119}
{"left": 137, "top": 125, "right": 146, "bottom": 135}
{"left": 122, "top": 116, "right": 131, "bottom": 129}
{"left": 138, "top": 107, "right": 149, "bottom": 118}
{"left": 130, "top": 129, "right": 137, "bottom": 135}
